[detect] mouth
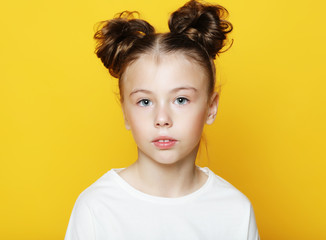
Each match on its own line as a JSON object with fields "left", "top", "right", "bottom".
{"left": 152, "top": 137, "right": 177, "bottom": 150}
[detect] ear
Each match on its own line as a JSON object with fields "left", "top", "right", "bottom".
{"left": 206, "top": 92, "right": 219, "bottom": 125}
{"left": 121, "top": 105, "right": 131, "bottom": 130}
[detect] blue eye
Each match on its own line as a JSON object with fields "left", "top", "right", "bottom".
{"left": 138, "top": 99, "right": 152, "bottom": 107}
{"left": 174, "top": 97, "right": 189, "bottom": 105}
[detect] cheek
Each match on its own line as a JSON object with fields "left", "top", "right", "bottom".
{"left": 125, "top": 109, "right": 152, "bottom": 142}
{"left": 192, "top": 112, "right": 207, "bottom": 133}
{"left": 177, "top": 107, "right": 207, "bottom": 140}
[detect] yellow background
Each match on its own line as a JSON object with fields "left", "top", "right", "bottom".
{"left": 1, "top": 0, "right": 325, "bottom": 239}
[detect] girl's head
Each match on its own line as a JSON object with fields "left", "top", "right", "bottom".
{"left": 94, "top": 0, "right": 232, "bottom": 102}
{"left": 93, "top": 0, "right": 233, "bottom": 164}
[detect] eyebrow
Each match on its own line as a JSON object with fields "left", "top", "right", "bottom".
{"left": 172, "top": 87, "right": 198, "bottom": 93}
{"left": 129, "top": 89, "right": 152, "bottom": 97}
{"left": 129, "top": 87, "right": 197, "bottom": 97}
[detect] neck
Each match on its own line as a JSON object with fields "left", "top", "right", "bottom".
{"left": 119, "top": 146, "right": 207, "bottom": 198}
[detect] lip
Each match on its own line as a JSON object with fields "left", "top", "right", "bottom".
{"left": 152, "top": 136, "right": 177, "bottom": 150}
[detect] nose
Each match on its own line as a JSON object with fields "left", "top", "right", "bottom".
{"left": 154, "top": 104, "right": 172, "bottom": 128}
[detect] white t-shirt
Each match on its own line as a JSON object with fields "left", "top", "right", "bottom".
{"left": 65, "top": 166, "right": 260, "bottom": 240}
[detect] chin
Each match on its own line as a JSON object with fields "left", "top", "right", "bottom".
{"left": 152, "top": 153, "right": 189, "bottom": 166}
{"left": 155, "top": 159, "right": 180, "bottom": 166}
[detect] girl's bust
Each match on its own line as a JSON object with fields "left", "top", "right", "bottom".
{"left": 65, "top": 1, "right": 260, "bottom": 239}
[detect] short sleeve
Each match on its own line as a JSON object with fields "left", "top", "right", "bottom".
{"left": 247, "top": 204, "right": 260, "bottom": 240}
{"left": 64, "top": 194, "right": 95, "bottom": 240}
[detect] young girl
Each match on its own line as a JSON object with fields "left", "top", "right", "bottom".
{"left": 65, "top": 0, "right": 259, "bottom": 239}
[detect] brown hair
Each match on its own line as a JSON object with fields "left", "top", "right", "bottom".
{"left": 94, "top": 0, "right": 233, "bottom": 101}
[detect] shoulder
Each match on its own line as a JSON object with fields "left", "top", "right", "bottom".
{"left": 74, "top": 168, "right": 123, "bottom": 207}
{"left": 65, "top": 169, "right": 121, "bottom": 240}
{"left": 204, "top": 167, "right": 253, "bottom": 208}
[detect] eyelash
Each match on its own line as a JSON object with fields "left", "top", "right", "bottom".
{"left": 137, "top": 97, "right": 189, "bottom": 107}
{"left": 137, "top": 99, "right": 152, "bottom": 107}
{"left": 174, "top": 97, "right": 189, "bottom": 105}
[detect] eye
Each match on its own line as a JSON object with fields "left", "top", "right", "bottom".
{"left": 137, "top": 99, "right": 152, "bottom": 107}
{"left": 174, "top": 97, "right": 189, "bottom": 105}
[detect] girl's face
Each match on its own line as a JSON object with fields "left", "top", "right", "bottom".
{"left": 121, "top": 53, "right": 218, "bottom": 166}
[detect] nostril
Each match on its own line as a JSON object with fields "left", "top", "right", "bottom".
{"left": 155, "top": 120, "right": 172, "bottom": 127}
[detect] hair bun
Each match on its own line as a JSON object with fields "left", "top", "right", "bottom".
{"left": 94, "top": 12, "right": 155, "bottom": 78}
{"left": 168, "top": 0, "right": 233, "bottom": 58}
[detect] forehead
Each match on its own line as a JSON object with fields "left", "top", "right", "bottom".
{"left": 122, "top": 53, "right": 208, "bottom": 92}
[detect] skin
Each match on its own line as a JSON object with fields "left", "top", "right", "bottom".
{"left": 118, "top": 53, "right": 219, "bottom": 198}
